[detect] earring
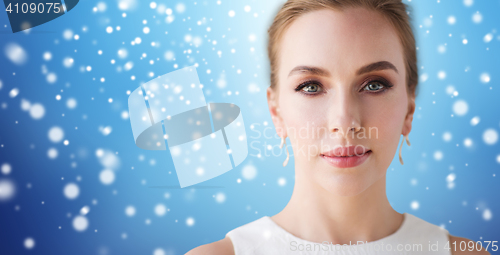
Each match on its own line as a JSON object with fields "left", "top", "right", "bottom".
{"left": 398, "top": 134, "right": 411, "bottom": 165}
{"left": 280, "top": 136, "right": 290, "bottom": 167}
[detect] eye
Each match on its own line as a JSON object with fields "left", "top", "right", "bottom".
{"left": 362, "top": 81, "right": 386, "bottom": 92}
{"left": 295, "top": 80, "right": 323, "bottom": 95}
{"left": 303, "top": 84, "right": 320, "bottom": 92}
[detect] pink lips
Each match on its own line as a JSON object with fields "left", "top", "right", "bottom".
{"left": 320, "top": 145, "right": 372, "bottom": 168}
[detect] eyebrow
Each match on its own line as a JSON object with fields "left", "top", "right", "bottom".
{"left": 287, "top": 61, "right": 399, "bottom": 78}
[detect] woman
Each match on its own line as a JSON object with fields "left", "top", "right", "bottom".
{"left": 187, "top": 0, "right": 489, "bottom": 254}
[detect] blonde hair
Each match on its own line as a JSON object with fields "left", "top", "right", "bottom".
{"left": 267, "top": 0, "right": 418, "bottom": 97}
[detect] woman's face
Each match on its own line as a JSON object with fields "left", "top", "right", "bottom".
{"left": 268, "top": 7, "right": 416, "bottom": 196}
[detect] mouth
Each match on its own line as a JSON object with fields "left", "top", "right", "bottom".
{"left": 321, "top": 149, "right": 372, "bottom": 157}
{"left": 320, "top": 147, "right": 372, "bottom": 168}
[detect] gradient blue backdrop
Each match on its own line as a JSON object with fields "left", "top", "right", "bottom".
{"left": 0, "top": 0, "right": 499, "bottom": 254}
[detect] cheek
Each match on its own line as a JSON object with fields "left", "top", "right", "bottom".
{"left": 363, "top": 95, "right": 405, "bottom": 135}
{"left": 362, "top": 92, "right": 408, "bottom": 165}
{"left": 279, "top": 94, "right": 329, "bottom": 140}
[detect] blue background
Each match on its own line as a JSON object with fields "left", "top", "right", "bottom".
{"left": 0, "top": 0, "right": 499, "bottom": 254}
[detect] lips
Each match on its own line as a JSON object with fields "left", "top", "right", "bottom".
{"left": 321, "top": 145, "right": 371, "bottom": 157}
{"left": 320, "top": 145, "right": 372, "bottom": 168}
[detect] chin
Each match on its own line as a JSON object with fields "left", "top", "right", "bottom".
{"left": 313, "top": 164, "right": 377, "bottom": 197}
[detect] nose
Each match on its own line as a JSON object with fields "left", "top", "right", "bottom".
{"left": 328, "top": 88, "right": 362, "bottom": 138}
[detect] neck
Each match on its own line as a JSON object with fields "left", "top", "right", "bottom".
{"left": 271, "top": 170, "right": 403, "bottom": 245}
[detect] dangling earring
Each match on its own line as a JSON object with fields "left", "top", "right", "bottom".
{"left": 399, "top": 134, "right": 411, "bottom": 165}
{"left": 280, "top": 136, "right": 290, "bottom": 167}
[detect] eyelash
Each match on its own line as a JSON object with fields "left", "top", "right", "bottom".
{"left": 294, "top": 78, "right": 394, "bottom": 96}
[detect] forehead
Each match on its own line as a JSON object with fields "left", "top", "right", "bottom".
{"left": 278, "top": 7, "right": 405, "bottom": 80}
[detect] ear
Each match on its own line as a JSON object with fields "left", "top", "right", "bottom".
{"left": 267, "top": 86, "right": 287, "bottom": 138}
{"left": 402, "top": 94, "right": 416, "bottom": 136}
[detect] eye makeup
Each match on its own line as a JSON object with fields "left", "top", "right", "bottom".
{"left": 294, "top": 79, "right": 323, "bottom": 95}
{"left": 293, "top": 75, "right": 395, "bottom": 96}
{"left": 358, "top": 75, "right": 394, "bottom": 93}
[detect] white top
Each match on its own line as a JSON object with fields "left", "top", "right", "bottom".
{"left": 226, "top": 212, "right": 451, "bottom": 255}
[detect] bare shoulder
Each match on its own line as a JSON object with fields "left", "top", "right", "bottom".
{"left": 185, "top": 237, "right": 234, "bottom": 255}
{"left": 448, "top": 234, "right": 491, "bottom": 255}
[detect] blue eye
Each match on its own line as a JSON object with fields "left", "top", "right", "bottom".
{"left": 363, "top": 81, "right": 386, "bottom": 92}
{"left": 295, "top": 80, "right": 323, "bottom": 95}
{"left": 302, "top": 84, "right": 320, "bottom": 92}
{"left": 295, "top": 79, "right": 392, "bottom": 95}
